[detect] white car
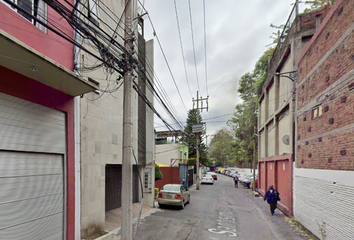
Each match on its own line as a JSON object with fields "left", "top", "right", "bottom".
{"left": 201, "top": 174, "right": 214, "bottom": 184}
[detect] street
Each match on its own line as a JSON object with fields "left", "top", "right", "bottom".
{"left": 134, "top": 174, "right": 310, "bottom": 240}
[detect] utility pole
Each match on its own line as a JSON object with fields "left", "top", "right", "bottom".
{"left": 252, "top": 127, "right": 257, "bottom": 191}
{"left": 192, "top": 91, "right": 209, "bottom": 190}
{"left": 121, "top": 0, "right": 135, "bottom": 239}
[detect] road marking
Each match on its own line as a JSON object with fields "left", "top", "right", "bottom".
{"left": 208, "top": 211, "right": 238, "bottom": 237}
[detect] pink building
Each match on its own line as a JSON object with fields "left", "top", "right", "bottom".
{"left": 0, "top": 1, "right": 96, "bottom": 239}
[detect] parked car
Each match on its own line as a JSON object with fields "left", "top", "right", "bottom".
{"left": 158, "top": 184, "right": 190, "bottom": 209}
{"left": 242, "top": 175, "right": 255, "bottom": 188}
{"left": 239, "top": 173, "right": 252, "bottom": 185}
{"left": 201, "top": 173, "right": 214, "bottom": 184}
{"left": 207, "top": 172, "right": 218, "bottom": 180}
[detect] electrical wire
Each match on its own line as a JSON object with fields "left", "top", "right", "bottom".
{"left": 133, "top": 42, "right": 185, "bottom": 129}
{"left": 173, "top": 0, "right": 192, "bottom": 99}
{"left": 137, "top": 0, "right": 188, "bottom": 113}
{"left": 4, "top": 0, "right": 187, "bottom": 133}
{"left": 203, "top": 0, "right": 209, "bottom": 96}
{"left": 188, "top": 0, "right": 200, "bottom": 94}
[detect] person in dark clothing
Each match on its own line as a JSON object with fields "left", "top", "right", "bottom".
{"left": 234, "top": 175, "right": 239, "bottom": 188}
{"left": 263, "top": 185, "right": 280, "bottom": 215}
{"left": 181, "top": 179, "right": 187, "bottom": 190}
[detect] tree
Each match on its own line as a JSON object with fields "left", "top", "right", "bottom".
{"left": 303, "top": 0, "right": 335, "bottom": 13}
{"left": 183, "top": 109, "right": 208, "bottom": 165}
{"left": 228, "top": 48, "right": 273, "bottom": 168}
{"left": 155, "top": 164, "right": 163, "bottom": 181}
{"left": 208, "top": 129, "right": 235, "bottom": 167}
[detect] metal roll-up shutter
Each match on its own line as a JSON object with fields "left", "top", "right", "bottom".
{"left": 0, "top": 92, "right": 65, "bottom": 240}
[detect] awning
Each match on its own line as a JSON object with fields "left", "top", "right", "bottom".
{"left": 156, "top": 162, "right": 169, "bottom": 167}
{"left": 0, "top": 29, "right": 97, "bottom": 96}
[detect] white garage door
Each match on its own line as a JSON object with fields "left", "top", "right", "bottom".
{"left": 0, "top": 92, "right": 66, "bottom": 240}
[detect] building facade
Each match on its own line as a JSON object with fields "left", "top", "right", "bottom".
{"left": 258, "top": 3, "right": 328, "bottom": 217}
{"left": 76, "top": 1, "right": 155, "bottom": 238}
{"left": 295, "top": 0, "right": 354, "bottom": 238}
{"left": 0, "top": 0, "right": 96, "bottom": 239}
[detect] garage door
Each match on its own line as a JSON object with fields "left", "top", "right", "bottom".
{"left": 0, "top": 92, "right": 66, "bottom": 239}
{"left": 0, "top": 152, "right": 64, "bottom": 239}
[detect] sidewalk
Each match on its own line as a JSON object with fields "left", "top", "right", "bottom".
{"left": 245, "top": 189, "right": 313, "bottom": 240}
{"left": 94, "top": 202, "right": 159, "bottom": 240}
{"left": 94, "top": 184, "right": 197, "bottom": 240}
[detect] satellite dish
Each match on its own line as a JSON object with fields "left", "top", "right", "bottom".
{"left": 282, "top": 135, "right": 290, "bottom": 145}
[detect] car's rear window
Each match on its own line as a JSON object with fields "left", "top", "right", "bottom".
{"left": 162, "top": 185, "right": 180, "bottom": 191}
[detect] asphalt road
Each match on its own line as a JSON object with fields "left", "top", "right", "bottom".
{"left": 134, "top": 174, "right": 310, "bottom": 240}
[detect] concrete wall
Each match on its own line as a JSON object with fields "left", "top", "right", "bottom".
{"left": 278, "top": 109, "right": 291, "bottom": 155}
{"left": 278, "top": 57, "right": 293, "bottom": 109}
{"left": 267, "top": 121, "right": 276, "bottom": 157}
{"left": 155, "top": 144, "right": 180, "bottom": 166}
{"left": 268, "top": 83, "right": 276, "bottom": 119}
{"left": 144, "top": 39, "right": 155, "bottom": 208}
{"left": 260, "top": 98, "right": 266, "bottom": 126}
{"left": 77, "top": 0, "right": 146, "bottom": 237}
{"left": 260, "top": 129, "right": 266, "bottom": 158}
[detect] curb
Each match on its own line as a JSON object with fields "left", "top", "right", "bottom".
{"left": 95, "top": 208, "right": 161, "bottom": 240}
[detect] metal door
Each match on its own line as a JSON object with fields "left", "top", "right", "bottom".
{"left": 105, "top": 165, "right": 122, "bottom": 211}
{"left": 188, "top": 169, "right": 194, "bottom": 187}
{"left": 0, "top": 92, "right": 66, "bottom": 239}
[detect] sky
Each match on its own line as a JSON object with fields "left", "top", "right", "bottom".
{"left": 141, "top": 0, "right": 298, "bottom": 142}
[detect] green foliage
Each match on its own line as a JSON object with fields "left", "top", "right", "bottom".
{"left": 227, "top": 48, "right": 274, "bottom": 167}
{"left": 208, "top": 129, "right": 235, "bottom": 167}
{"left": 182, "top": 109, "right": 208, "bottom": 165}
{"left": 188, "top": 158, "right": 196, "bottom": 167}
{"left": 154, "top": 188, "right": 159, "bottom": 199}
{"left": 303, "top": 0, "right": 335, "bottom": 13}
{"left": 155, "top": 164, "right": 163, "bottom": 181}
{"left": 268, "top": 23, "right": 285, "bottom": 47}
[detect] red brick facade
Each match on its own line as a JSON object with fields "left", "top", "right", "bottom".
{"left": 296, "top": 0, "right": 354, "bottom": 170}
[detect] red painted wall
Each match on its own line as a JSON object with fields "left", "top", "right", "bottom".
{"left": 0, "top": 0, "right": 74, "bottom": 70}
{"left": 258, "top": 154, "right": 293, "bottom": 216}
{"left": 155, "top": 167, "right": 180, "bottom": 190}
{"left": 0, "top": 66, "right": 76, "bottom": 239}
{"left": 0, "top": 2, "right": 76, "bottom": 237}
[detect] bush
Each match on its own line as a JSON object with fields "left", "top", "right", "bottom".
{"left": 188, "top": 158, "right": 197, "bottom": 166}
{"left": 155, "top": 164, "right": 163, "bottom": 181}
{"left": 154, "top": 188, "right": 159, "bottom": 199}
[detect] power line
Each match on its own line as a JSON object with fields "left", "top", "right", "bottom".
{"left": 133, "top": 41, "right": 185, "bottom": 129}
{"left": 203, "top": 0, "right": 209, "bottom": 96}
{"left": 133, "top": 53, "right": 185, "bottom": 130}
{"left": 137, "top": 0, "right": 188, "bottom": 113}
{"left": 173, "top": 0, "right": 192, "bottom": 99}
{"left": 188, "top": 0, "right": 200, "bottom": 93}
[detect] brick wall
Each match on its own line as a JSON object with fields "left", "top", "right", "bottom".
{"left": 296, "top": 0, "right": 354, "bottom": 170}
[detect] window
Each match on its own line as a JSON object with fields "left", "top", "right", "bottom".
{"left": 1, "top": 0, "right": 47, "bottom": 32}
{"left": 312, "top": 106, "right": 323, "bottom": 119}
{"left": 88, "top": 0, "right": 99, "bottom": 25}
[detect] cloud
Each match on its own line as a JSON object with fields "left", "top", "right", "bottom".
{"left": 144, "top": 0, "right": 295, "bottom": 137}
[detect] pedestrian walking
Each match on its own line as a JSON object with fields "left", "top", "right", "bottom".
{"left": 263, "top": 185, "right": 280, "bottom": 215}
{"left": 234, "top": 175, "right": 238, "bottom": 188}
{"left": 181, "top": 179, "right": 187, "bottom": 190}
